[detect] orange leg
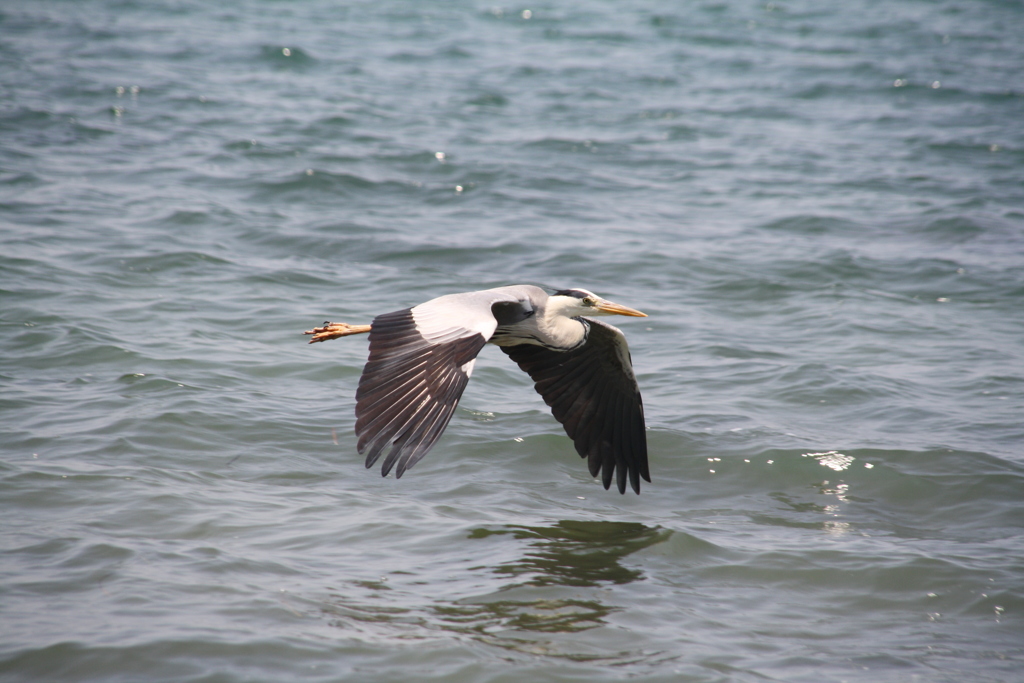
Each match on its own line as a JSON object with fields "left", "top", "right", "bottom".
{"left": 303, "top": 322, "right": 372, "bottom": 343}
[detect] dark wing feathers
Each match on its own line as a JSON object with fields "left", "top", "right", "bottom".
{"left": 500, "top": 319, "right": 649, "bottom": 494}
{"left": 355, "top": 307, "right": 487, "bottom": 478}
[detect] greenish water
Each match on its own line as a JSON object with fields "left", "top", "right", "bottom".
{"left": 2, "top": 1, "right": 1023, "bottom": 681}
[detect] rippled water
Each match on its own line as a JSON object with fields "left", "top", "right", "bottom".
{"left": 3, "top": 1, "right": 1024, "bottom": 681}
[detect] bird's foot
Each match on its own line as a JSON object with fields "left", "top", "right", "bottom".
{"left": 303, "top": 321, "right": 372, "bottom": 343}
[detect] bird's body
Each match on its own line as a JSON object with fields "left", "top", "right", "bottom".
{"left": 305, "top": 286, "right": 650, "bottom": 494}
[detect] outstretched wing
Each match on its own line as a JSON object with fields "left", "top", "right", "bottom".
{"left": 500, "top": 319, "right": 649, "bottom": 494}
{"left": 355, "top": 289, "right": 533, "bottom": 479}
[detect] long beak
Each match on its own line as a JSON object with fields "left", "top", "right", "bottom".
{"left": 594, "top": 299, "right": 648, "bottom": 317}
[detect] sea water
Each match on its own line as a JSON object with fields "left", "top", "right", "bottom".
{"left": 2, "top": 1, "right": 1023, "bottom": 681}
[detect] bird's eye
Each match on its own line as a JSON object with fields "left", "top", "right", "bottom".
{"left": 582, "top": 297, "right": 596, "bottom": 306}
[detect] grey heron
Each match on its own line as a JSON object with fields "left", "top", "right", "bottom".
{"left": 304, "top": 285, "right": 650, "bottom": 494}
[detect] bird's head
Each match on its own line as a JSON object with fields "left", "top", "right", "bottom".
{"left": 549, "top": 288, "right": 648, "bottom": 319}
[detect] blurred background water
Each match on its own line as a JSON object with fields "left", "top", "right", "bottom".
{"left": 2, "top": 1, "right": 1024, "bottom": 681}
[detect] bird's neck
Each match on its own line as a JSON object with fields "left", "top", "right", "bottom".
{"left": 538, "top": 310, "right": 588, "bottom": 349}
{"left": 490, "top": 306, "right": 588, "bottom": 350}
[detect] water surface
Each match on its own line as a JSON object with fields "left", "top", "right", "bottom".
{"left": 2, "top": 1, "right": 1023, "bottom": 681}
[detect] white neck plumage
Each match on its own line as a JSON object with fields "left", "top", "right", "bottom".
{"left": 536, "top": 295, "right": 590, "bottom": 349}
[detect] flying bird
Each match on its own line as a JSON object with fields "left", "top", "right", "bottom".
{"left": 304, "top": 285, "right": 650, "bottom": 494}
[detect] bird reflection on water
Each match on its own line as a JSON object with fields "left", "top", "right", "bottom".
{"left": 321, "top": 520, "right": 671, "bottom": 657}
{"left": 434, "top": 520, "right": 673, "bottom": 656}
{"left": 468, "top": 520, "right": 672, "bottom": 587}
